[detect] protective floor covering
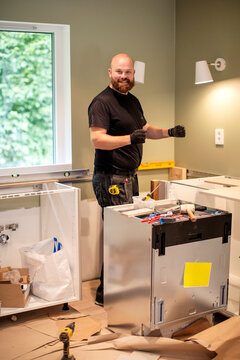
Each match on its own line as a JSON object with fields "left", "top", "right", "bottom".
{"left": 0, "top": 280, "right": 240, "bottom": 360}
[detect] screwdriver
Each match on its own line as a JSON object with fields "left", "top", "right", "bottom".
{"left": 141, "top": 182, "right": 162, "bottom": 201}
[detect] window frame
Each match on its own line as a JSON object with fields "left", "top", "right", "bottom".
{"left": 0, "top": 20, "right": 72, "bottom": 177}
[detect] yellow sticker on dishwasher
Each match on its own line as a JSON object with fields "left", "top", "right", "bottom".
{"left": 108, "top": 185, "right": 120, "bottom": 195}
{"left": 184, "top": 262, "right": 212, "bottom": 287}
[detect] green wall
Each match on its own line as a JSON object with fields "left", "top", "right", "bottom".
{"left": 175, "top": 0, "right": 240, "bottom": 177}
{"left": 1, "top": 0, "right": 175, "bottom": 199}
{"left": 2, "top": 0, "right": 240, "bottom": 198}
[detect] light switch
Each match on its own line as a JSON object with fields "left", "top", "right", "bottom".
{"left": 215, "top": 129, "right": 224, "bottom": 145}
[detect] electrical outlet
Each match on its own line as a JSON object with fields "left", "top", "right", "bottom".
{"left": 215, "top": 129, "right": 224, "bottom": 145}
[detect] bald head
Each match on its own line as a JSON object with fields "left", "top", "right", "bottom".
{"left": 108, "top": 53, "right": 135, "bottom": 94}
{"left": 110, "top": 53, "right": 134, "bottom": 69}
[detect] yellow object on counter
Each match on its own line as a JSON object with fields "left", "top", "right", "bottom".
{"left": 138, "top": 161, "right": 175, "bottom": 170}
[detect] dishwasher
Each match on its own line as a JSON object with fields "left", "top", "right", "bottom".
{"left": 104, "top": 199, "right": 231, "bottom": 337}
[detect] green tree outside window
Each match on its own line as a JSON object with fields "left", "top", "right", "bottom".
{"left": 0, "top": 31, "right": 53, "bottom": 168}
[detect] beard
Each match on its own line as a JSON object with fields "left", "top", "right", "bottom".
{"left": 110, "top": 77, "right": 135, "bottom": 94}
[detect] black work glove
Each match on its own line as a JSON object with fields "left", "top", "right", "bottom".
{"left": 168, "top": 125, "right": 186, "bottom": 137}
{"left": 130, "top": 129, "right": 146, "bottom": 144}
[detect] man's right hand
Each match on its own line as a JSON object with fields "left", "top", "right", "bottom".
{"left": 130, "top": 129, "right": 147, "bottom": 144}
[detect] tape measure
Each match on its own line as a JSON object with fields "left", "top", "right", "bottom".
{"left": 108, "top": 185, "right": 120, "bottom": 195}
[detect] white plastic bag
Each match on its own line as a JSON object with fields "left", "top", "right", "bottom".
{"left": 20, "top": 238, "right": 74, "bottom": 301}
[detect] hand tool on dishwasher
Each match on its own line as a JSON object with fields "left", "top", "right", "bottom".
{"left": 179, "top": 204, "right": 197, "bottom": 222}
{"left": 178, "top": 204, "right": 207, "bottom": 222}
{"left": 157, "top": 203, "right": 204, "bottom": 222}
{"left": 141, "top": 182, "right": 162, "bottom": 201}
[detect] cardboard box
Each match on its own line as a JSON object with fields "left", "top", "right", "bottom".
{"left": 0, "top": 268, "right": 30, "bottom": 308}
{"left": 0, "top": 267, "right": 11, "bottom": 281}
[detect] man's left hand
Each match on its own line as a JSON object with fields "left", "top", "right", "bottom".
{"left": 168, "top": 125, "right": 186, "bottom": 137}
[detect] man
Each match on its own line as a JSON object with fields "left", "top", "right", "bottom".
{"left": 88, "top": 53, "right": 185, "bottom": 305}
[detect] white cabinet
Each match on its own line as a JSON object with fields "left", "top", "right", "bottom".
{"left": 168, "top": 176, "right": 240, "bottom": 316}
{"left": 0, "top": 182, "right": 81, "bottom": 317}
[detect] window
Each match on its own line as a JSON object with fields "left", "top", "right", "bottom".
{"left": 0, "top": 21, "right": 71, "bottom": 176}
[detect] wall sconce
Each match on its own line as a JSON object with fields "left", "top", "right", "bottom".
{"left": 134, "top": 61, "right": 145, "bottom": 84}
{"left": 195, "top": 58, "right": 226, "bottom": 84}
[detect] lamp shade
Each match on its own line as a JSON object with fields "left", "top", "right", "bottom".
{"left": 195, "top": 60, "right": 213, "bottom": 84}
{"left": 134, "top": 61, "right": 145, "bottom": 84}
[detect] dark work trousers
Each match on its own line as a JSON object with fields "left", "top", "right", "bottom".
{"left": 92, "top": 170, "right": 139, "bottom": 291}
